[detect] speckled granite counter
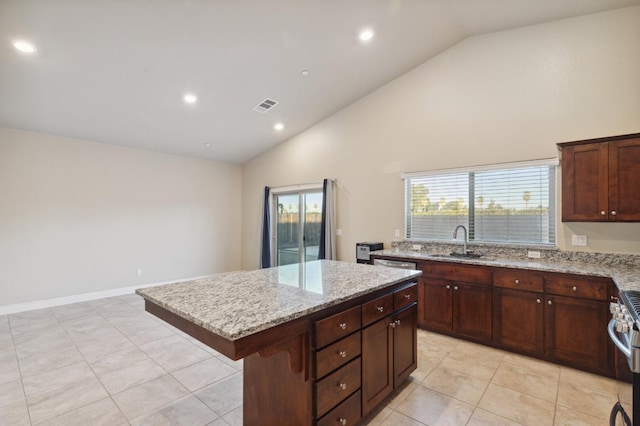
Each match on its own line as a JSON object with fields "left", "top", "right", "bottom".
{"left": 371, "top": 249, "right": 640, "bottom": 292}
{"left": 137, "top": 260, "right": 421, "bottom": 342}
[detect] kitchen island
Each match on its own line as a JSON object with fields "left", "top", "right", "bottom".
{"left": 137, "top": 260, "right": 422, "bottom": 425}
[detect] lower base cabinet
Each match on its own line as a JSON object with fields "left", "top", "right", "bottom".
{"left": 362, "top": 303, "right": 417, "bottom": 417}
{"left": 493, "top": 288, "right": 544, "bottom": 354}
{"left": 544, "top": 294, "right": 610, "bottom": 373}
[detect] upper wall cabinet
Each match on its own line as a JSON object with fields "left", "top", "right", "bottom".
{"left": 558, "top": 133, "right": 640, "bottom": 222}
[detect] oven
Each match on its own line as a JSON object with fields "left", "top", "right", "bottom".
{"left": 608, "top": 290, "right": 640, "bottom": 425}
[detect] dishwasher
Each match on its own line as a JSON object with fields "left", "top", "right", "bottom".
{"left": 373, "top": 258, "right": 417, "bottom": 270}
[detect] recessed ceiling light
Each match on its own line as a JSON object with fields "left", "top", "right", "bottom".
{"left": 274, "top": 123, "right": 284, "bottom": 131}
{"left": 358, "top": 28, "right": 374, "bottom": 42}
{"left": 13, "top": 40, "right": 36, "bottom": 53}
{"left": 301, "top": 70, "right": 309, "bottom": 76}
{"left": 183, "top": 93, "right": 197, "bottom": 104}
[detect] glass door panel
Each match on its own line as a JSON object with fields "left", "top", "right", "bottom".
{"left": 274, "top": 190, "right": 323, "bottom": 266}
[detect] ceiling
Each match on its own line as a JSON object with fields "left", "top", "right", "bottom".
{"left": 1, "top": 0, "right": 639, "bottom": 164}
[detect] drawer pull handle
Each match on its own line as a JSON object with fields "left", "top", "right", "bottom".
{"left": 514, "top": 279, "right": 519, "bottom": 284}
{"left": 453, "top": 286, "right": 459, "bottom": 291}
{"left": 536, "top": 298, "right": 541, "bottom": 304}
{"left": 339, "top": 351, "right": 347, "bottom": 358}
{"left": 377, "top": 306, "right": 384, "bottom": 312}
{"left": 601, "top": 211, "right": 606, "bottom": 215}
{"left": 339, "top": 323, "right": 347, "bottom": 330}
{"left": 404, "top": 294, "right": 411, "bottom": 299}
{"left": 338, "top": 382, "right": 347, "bottom": 390}
{"left": 548, "top": 300, "right": 553, "bottom": 305}
{"left": 572, "top": 286, "right": 577, "bottom": 292}
{"left": 446, "top": 285, "right": 451, "bottom": 289}
{"left": 611, "top": 211, "right": 617, "bottom": 216}
{"left": 339, "top": 418, "right": 347, "bottom": 425}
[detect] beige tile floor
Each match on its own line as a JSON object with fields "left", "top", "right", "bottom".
{"left": 0, "top": 294, "right": 632, "bottom": 425}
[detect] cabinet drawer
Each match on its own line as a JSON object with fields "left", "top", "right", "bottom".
{"left": 422, "top": 261, "right": 491, "bottom": 284}
{"left": 316, "top": 306, "right": 362, "bottom": 348}
{"left": 362, "top": 294, "right": 393, "bottom": 327}
{"left": 317, "top": 389, "right": 361, "bottom": 426}
{"left": 316, "top": 331, "right": 361, "bottom": 378}
{"left": 544, "top": 273, "right": 609, "bottom": 301}
{"left": 493, "top": 269, "right": 543, "bottom": 292}
{"left": 394, "top": 283, "right": 418, "bottom": 311}
{"left": 316, "top": 357, "right": 361, "bottom": 418}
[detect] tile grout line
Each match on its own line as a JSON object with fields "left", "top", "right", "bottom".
{"left": 7, "top": 313, "right": 35, "bottom": 426}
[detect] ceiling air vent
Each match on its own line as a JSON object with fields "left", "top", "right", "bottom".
{"left": 253, "top": 98, "right": 278, "bottom": 113}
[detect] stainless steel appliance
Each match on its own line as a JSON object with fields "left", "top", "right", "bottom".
{"left": 373, "top": 258, "right": 417, "bottom": 270}
{"left": 608, "top": 290, "right": 640, "bottom": 425}
{"left": 356, "top": 242, "right": 383, "bottom": 264}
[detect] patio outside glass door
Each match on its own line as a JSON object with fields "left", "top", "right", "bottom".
{"left": 274, "top": 190, "right": 323, "bottom": 266}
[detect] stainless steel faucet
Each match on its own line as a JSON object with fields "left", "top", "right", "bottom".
{"left": 453, "top": 225, "right": 468, "bottom": 254}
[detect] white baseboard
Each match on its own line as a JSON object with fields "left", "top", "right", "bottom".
{"left": 0, "top": 274, "right": 214, "bottom": 316}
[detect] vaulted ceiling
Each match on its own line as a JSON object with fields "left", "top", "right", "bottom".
{"left": 1, "top": 0, "right": 639, "bottom": 163}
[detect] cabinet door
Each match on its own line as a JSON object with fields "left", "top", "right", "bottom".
{"left": 393, "top": 304, "right": 417, "bottom": 385}
{"left": 493, "top": 288, "right": 543, "bottom": 354}
{"left": 419, "top": 278, "right": 452, "bottom": 332}
{"left": 361, "top": 315, "right": 393, "bottom": 417}
{"left": 561, "top": 143, "right": 609, "bottom": 221}
{"left": 609, "top": 138, "right": 640, "bottom": 221}
{"left": 453, "top": 282, "right": 492, "bottom": 341}
{"left": 544, "top": 295, "right": 611, "bottom": 372}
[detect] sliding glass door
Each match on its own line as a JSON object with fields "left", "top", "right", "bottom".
{"left": 274, "top": 190, "right": 323, "bottom": 266}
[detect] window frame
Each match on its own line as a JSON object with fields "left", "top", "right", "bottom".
{"left": 402, "top": 159, "right": 559, "bottom": 247}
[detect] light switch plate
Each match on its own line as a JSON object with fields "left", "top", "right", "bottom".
{"left": 572, "top": 235, "right": 587, "bottom": 246}
{"left": 336, "top": 229, "right": 342, "bottom": 236}
{"left": 394, "top": 229, "right": 400, "bottom": 237}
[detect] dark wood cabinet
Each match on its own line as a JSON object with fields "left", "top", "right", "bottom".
{"left": 543, "top": 273, "right": 613, "bottom": 374}
{"left": 453, "top": 282, "right": 492, "bottom": 341}
{"left": 419, "top": 277, "right": 452, "bottom": 332}
{"left": 559, "top": 133, "right": 640, "bottom": 222}
{"left": 418, "top": 261, "right": 492, "bottom": 342}
{"left": 361, "top": 313, "right": 393, "bottom": 416}
{"left": 362, "top": 287, "right": 418, "bottom": 417}
{"left": 493, "top": 288, "right": 544, "bottom": 354}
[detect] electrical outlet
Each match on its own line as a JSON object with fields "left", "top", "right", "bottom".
{"left": 336, "top": 229, "right": 342, "bottom": 236}
{"left": 412, "top": 244, "right": 421, "bottom": 250}
{"left": 572, "top": 235, "right": 587, "bottom": 246}
{"left": 137, "top": 269, "right": 143, "bottom": 277}
{"left": 394, "top": 229, "right": 400, "bottom": 237}
{"left": 527, "top": 251, "right": 541, "bottom": 259}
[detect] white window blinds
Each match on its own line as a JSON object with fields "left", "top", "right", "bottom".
{"left": 404, "top": 159, "right": 557, "bottom": 245}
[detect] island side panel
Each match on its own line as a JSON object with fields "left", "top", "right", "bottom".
{"left": 244, "top": 333, "right": 313, "bottom": 425}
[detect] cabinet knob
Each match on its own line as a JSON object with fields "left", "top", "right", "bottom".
{"left": 339, "top": 351, "right": 347, "bottom": 358}
{"left": 446, "top": 285, "right": 451, "bottom": 289}
{"left": 396, "top": 319, "right": 401, "bottom": 326}
{"left": 390, "top": 322, "right": 396, "bottom": 328}
{"left": 611, "top": 211, "right": 617, "bottom": 216}
{"left": 339, "top": 419, "right": 347, "bottom": 426}
{"left": 536, "top": 298, "right": 541, "bottom": 304}
{"left": 339, "top": 323, "right": 347, "bottom": 330}
{"left": 601, "top": 211, "right": 606, "bottom": 216}
{"left": 514, "top": 279, "right": 520, "bottom": 284}
{"left": 572, "top": 286, "right": 577, "bottom": 292}
{"left": 405, "top": 294, "right": 411, "bottom": 299}
{"left": 453, "top": 286, "right": 459, "bottom": 290}
{"left": 377, "top": 306, "right": 384, "bottom": 313}
{"left": 338, "top": 382, "right": 347, "bottom": 390}
{"left": 547, "top": 300, "right": 553, "bottom": 305}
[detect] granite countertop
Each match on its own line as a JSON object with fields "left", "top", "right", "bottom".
{"left": 371, "top": 249, "right": 640, "bottom": 292}
{"left": 136, "top": 260, "right": 421, "bottom": 342}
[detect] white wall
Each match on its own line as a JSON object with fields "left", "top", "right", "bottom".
{"left": 0, "top": 127, "right": 242, "bottom": 306}
{"left": 241, "top": 7, "right": 640, "bottom": 269}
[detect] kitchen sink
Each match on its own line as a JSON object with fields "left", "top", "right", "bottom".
{"left": 448, "top": 252, "right": 484, "bottom": 259}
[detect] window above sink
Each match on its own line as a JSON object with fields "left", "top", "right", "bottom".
{"left": 403, "top": 159, "right": 558, "bottom": 246}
